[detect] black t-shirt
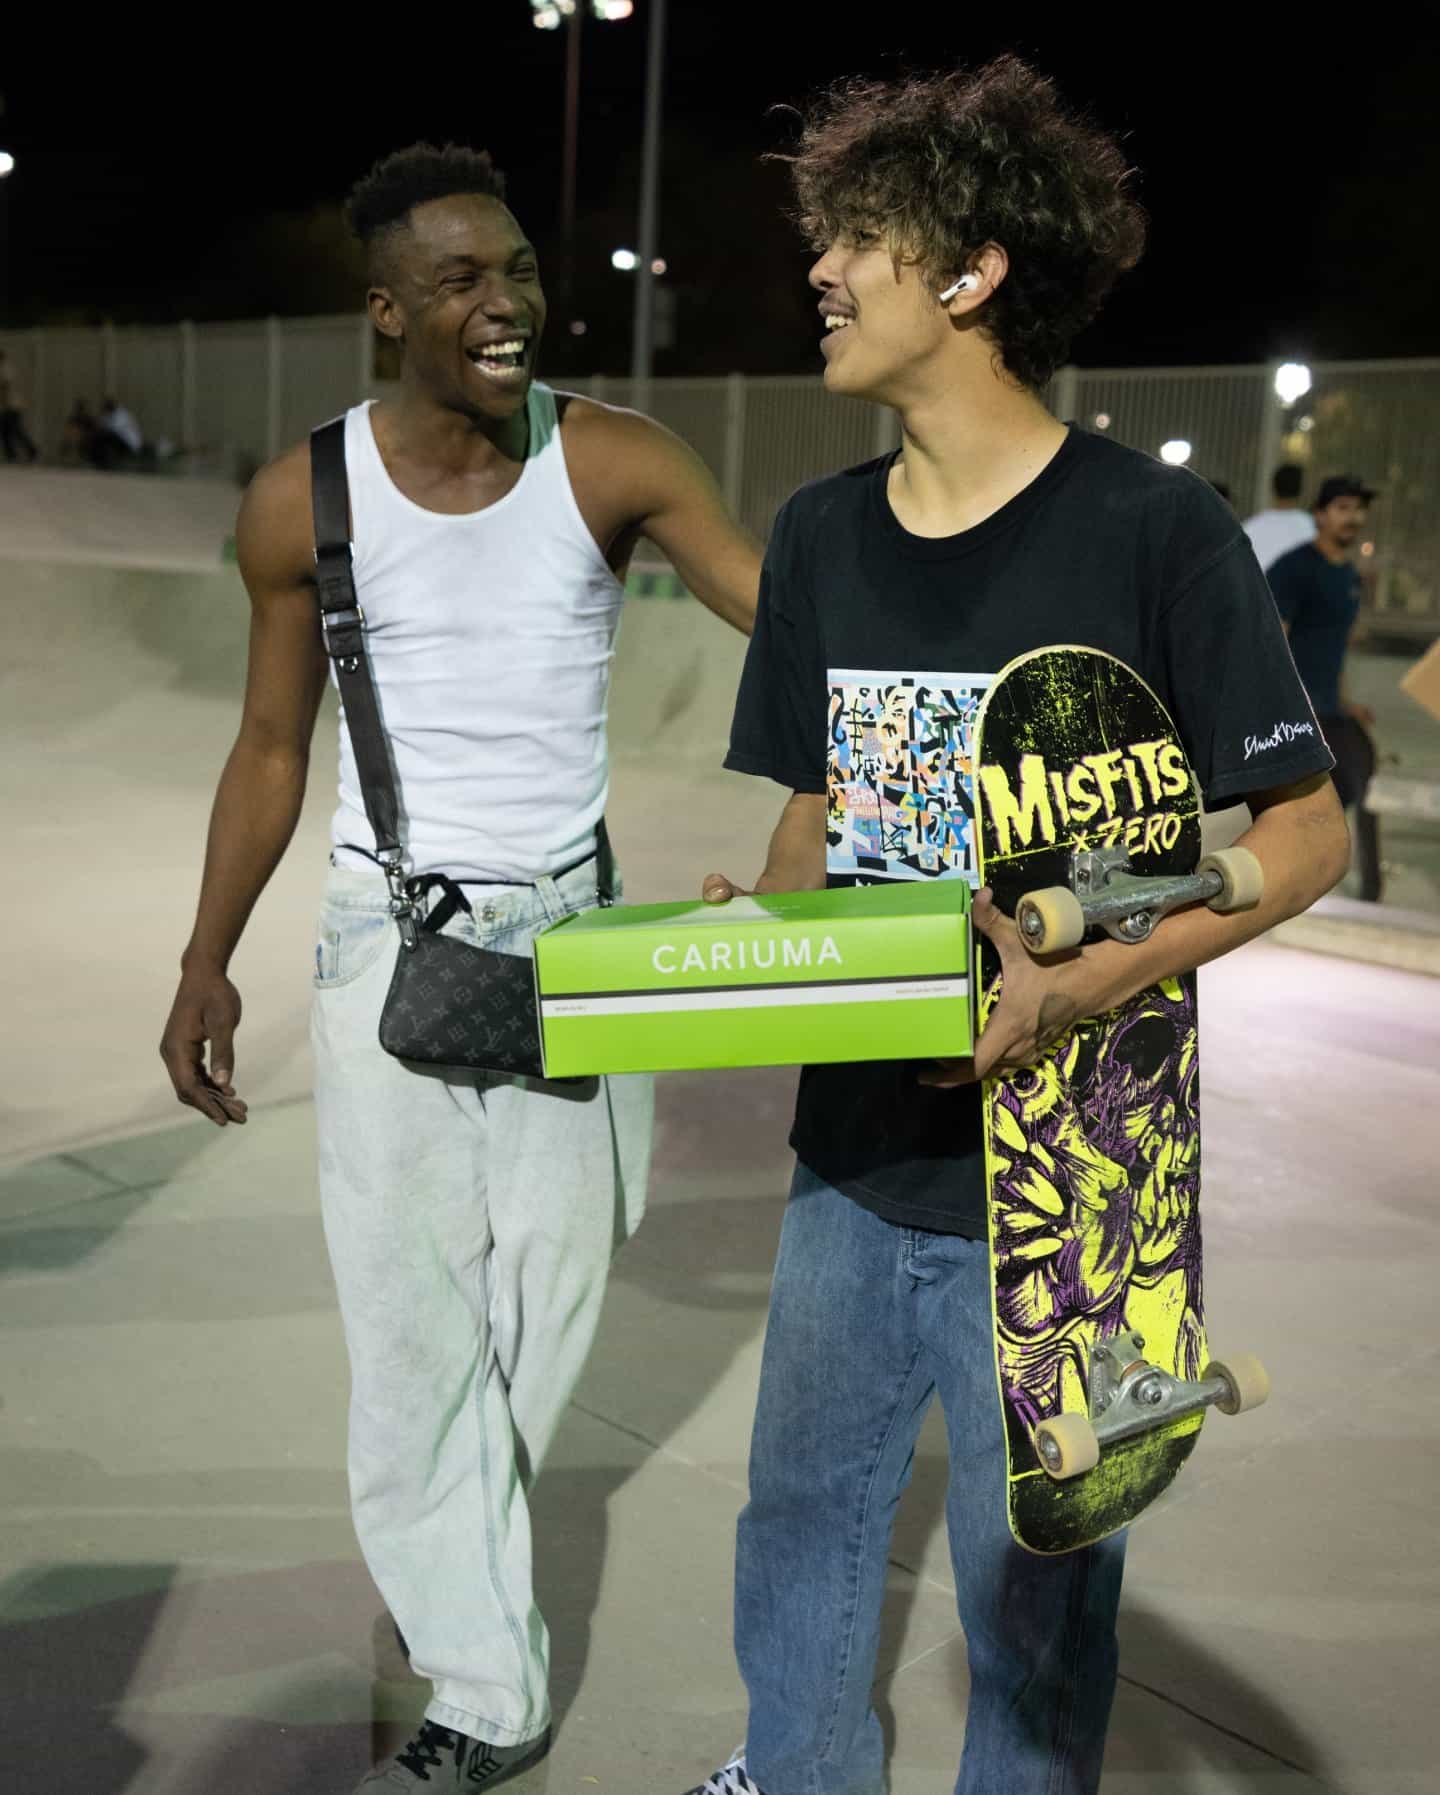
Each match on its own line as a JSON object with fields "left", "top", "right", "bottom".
{"left": 1265, "top": 541, "right": 1363, "bottom": 718}
{"left": 725, "top": 426, "right": 1334, "bottom": 1239}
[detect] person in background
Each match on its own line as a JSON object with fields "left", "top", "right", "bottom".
{"left": 91, "top": 396, "right": 144, "bottom": 469}
{"left": 60, "top": 397, "right": 98, "bottom": 465}
{"left": 0, "top": 351, "right": 40, "bottom": 463}
{"left": 1268, "top": 474, "right": 1381, "bottom": 900}
{"left": 1243, "top": 462, "right": 1314, "bottom": 570}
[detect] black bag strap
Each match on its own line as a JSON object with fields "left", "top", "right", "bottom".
{"left": 308, "top": 416, "right": 615, "bottom": 904}
{"left": 310, "top": 418, "right": 403, "bottom": 861}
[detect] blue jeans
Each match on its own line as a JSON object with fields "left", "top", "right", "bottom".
{"left": 737, "top": 1166, "right": 1126, "bottom": 1795}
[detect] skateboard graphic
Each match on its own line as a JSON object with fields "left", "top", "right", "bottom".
{"left": 972, "top": 646, "right": 1270, "bottom": 1555}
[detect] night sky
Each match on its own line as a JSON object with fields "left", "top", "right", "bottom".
{"left": 3, "top": 11, "right": 1436, "bottom": 375}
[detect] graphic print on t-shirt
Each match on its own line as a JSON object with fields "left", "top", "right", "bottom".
{"left": 827, "top": 670, "right": 992, "bottom": 885}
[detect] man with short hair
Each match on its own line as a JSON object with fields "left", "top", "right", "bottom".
{"left": 1243, "top": 462, "right": 1315, "bottom": 570}
{"left": 1268, "top": 474, "right": 1381, "bottom": 898}
{"left": 159, "top": 143, "right": 761, "bottom": 1792}
{"left": 689, "top": 58, "right": 1348, "bottom": 1795}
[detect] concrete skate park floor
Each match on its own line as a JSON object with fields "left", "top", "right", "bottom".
{"left": 3, "top": 500, "right": 1439, "bottom": 1793}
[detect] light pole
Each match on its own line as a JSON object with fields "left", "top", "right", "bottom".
{"left": 562, "top": 7, "right": 581, "bottom": 310}
{"left": 530, "top": 1, "right": 635, "bottom": 323}
{"left": 630, "top": 0, "right": 666, "bottom": 413}
{"left": 1252, "top": 360, "right": 1313, "bottom": 514}
{"left": 0, "top": 151, "right": 14, "bottom": 324}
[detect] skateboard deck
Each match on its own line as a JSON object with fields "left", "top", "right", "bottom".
{"left": 973, "top": 646, "right": 1210, "bottom": 1555}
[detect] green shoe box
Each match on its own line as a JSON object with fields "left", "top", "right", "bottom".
{"left": 534, "top": 881, "right": 973, "bottom": 1077}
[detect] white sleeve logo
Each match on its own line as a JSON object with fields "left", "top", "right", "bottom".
{"left": 1244, "top": 719, "right": 1318, "bottom": 761}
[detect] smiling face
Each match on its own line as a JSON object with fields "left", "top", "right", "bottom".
{"left": 810, "top": 228, "right": 959, "bottom": 406}
{"left": 368, "top": 194, "right": 546, "bottom": 421}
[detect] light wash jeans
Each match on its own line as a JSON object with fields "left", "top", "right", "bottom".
{"left": 737, "top": 1166, "right": 1126, "bottom": 1795}
{"left": 311, "top": 857, "right": 653, "bottom": 1745}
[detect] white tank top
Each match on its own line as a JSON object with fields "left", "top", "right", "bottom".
{"left": 330, "top": 386, "right": 625, "bottom": 882}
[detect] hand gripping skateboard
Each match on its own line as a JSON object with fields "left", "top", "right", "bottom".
{"left": 973, "top": 646, "right": 1270, "bottom": 1555}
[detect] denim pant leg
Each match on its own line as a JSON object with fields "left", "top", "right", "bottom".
{"left": 912, "top": 1232, "right": 1127, "bottom": 1795}
{"left": 738, "top": 1166, "right": 934, "bottom": 1795}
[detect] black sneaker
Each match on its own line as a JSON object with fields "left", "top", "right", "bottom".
{"left": 683, "top": 1751, "right": 766, "bottom": 1795}
{"left": 356, "top": 1720, "right": 552, "bottom": 1790}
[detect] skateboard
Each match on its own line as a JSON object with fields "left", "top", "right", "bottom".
{"left": 972, "top": 645, "right": 1270, "bottom": 1556}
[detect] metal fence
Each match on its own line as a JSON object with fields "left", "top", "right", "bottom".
{"left": 2, "top": 314, "right": 1435, "bottom": 633}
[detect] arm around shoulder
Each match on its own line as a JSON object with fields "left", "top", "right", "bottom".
{"left": 586, "top": 401, "right": 762, "bottom": 634}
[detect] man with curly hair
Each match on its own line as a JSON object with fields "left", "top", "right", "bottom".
{"left": 690, "top": 58, "right": 1346, "bottom": 1795}
{"left": 157, "top": 143, "right": 760, "bottom": 1791}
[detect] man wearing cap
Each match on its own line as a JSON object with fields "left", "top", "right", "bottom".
{"left": 1267, "top": 475, "right": 1381, "bottom": 899}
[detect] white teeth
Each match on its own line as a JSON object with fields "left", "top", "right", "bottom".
{"left": 472, "top": 340, "right": 527, "bottom": 360}
{"left": 824, "top": 315, "right": 853, "bottom": 331}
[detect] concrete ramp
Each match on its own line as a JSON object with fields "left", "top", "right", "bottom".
{"left": 0, "top": 468, "right": 239, "bottom": 573}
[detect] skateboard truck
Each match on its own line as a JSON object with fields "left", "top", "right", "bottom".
{"left": 1015, "top": 844, "right": 1264, "bottom": 954}
{"left": 1033, "top": 1332, "right": 1271, "bottom": 1481}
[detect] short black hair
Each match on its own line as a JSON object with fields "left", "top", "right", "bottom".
{"left": 777, "top": 56, "right": 1147, "bottom": 390}
{"left": 1272, "top": 463, "right": 1304, "bottom": 501}
{"left": 347, "top": 143, "right": 509, "bottom": 280}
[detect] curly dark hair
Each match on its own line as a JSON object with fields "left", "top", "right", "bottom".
{"left": 347, "top": 143, "right": 508, "bottom": 278}
{"left": 776, "top": 56, "right": 1146, "bottom": 389}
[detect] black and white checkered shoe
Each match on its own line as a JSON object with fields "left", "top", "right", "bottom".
{"left": 682, "top": 1750, "right": 766, "bottom": 1795}
{"left": 356, "top": 1720, "right": 551, "bottom": 1790}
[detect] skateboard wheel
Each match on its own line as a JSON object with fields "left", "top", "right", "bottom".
{"left": 1016, "top": 887, "right": 1085, "bottom": 953}
{"left": 1034, "top": 1412, "right": 1101, "bottom": 1481}
{"left": 1203, "top": 1352, "right": 1270, "bottom": 1415}
{"left": 1199, "top": 846, "right": 1264, "bottom": 913}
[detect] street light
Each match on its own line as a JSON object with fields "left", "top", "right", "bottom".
{"left": 1275, "top": 362, "right": 1312, "bottom": 405}
{"left": 611, "top": 249, "right": 666, "bottom": 275}
{"left": 1160, "top": 440, "right": 1193, "bottom": 466}
{"left": 530, "top": 0, "right": 631, "bottom": 17}
{"left": 0, "top": 152, "right": 14, "bottom": 178}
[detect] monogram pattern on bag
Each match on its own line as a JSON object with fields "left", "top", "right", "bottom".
{"left": 379, "top": 930, "right": 543, "bottom": 1076}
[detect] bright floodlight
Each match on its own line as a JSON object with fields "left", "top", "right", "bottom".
{"left": 593, "top": 0, "right": 634, "bottom": 16}
{"left": 0, "top": 152, "right": 15, "bottom": 178}
{"left": 1160, "top": 440, "right": 1192, "bottom": 466}
{"left": 1275, "top": 362, "right": 1312, "bottom": 405}
{"left": 530, "top": 2, "right": 566, "bottom": 26}
{"left": 611, "top": 248, "right": 639, "bottom": 272}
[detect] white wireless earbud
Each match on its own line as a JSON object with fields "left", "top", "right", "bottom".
{"left": 938, "top": 273, "right": 981, "bottom": 302}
